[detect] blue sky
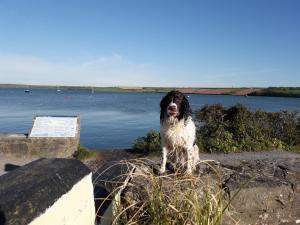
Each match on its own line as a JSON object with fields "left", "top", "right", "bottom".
{"left": 0, "top": 0, "right": 299, "bottom": 87}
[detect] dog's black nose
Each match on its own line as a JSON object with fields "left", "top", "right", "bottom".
{"left": 168, "top": 106, "right": 176, "bottom": 111}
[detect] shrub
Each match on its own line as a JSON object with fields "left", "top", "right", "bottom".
{"left": 132, "top": 104, "right": 300, "bottom": 154}
{"left": 73, "top": 145, "right": 96, "bottom": 160}
{"left": 195, "top": 104, "right": 300, "bottom": 153}
{"left": 132, "top": 130, "right": 161, "bottom": 155}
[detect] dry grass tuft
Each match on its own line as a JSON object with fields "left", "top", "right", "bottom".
{"left": 95, "top": 159, "right": 231, "bottom": 225}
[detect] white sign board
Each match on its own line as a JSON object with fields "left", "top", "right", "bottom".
{"left": 29, "top": 116, "right": 78, "bottom": 138}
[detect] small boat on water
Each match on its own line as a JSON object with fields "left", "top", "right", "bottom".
{"left": 24, "top": 89, "right": 30, "bottom": 93}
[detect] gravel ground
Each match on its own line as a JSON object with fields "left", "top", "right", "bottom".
{"left": 0, "top": 154, "right": 39, "bottom": 176}
{"left": 1, "top": 150, "right": 299, "bottom": 176}
{"left": 84, "top": 150, "right": 300, "bottom": 173}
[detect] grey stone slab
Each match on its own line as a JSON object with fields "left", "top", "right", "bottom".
{"left": 0, "top": 158, "right": 91, "bottom": 225}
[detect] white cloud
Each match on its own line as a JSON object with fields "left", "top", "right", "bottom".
{"left": 0, "top": 53, "right": 160, "bottom": 86}
{"left": 0, "top": 52, "right": 285, "bottom": 87}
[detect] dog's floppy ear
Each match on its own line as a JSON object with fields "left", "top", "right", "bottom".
{"left": 178, "top": 94, "right": 192, "bottom": 121}
{"left": 160, "top": 94, "right": 169, "bottom": 123}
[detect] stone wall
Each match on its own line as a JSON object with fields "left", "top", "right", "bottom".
{"left": 0, "top": 134, "right": 79, "bottom": 158}
{"left": 0, "top": 116, "right": 80, "bottom": 158}
{"left": 0, "top": 158, "right": 95, "bottom": 225}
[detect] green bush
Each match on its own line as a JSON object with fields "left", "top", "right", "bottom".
{"left": 132, "top": 130, "right": 161, "bottom": 155}
{"left": 195, "top": 104, "right": 300, "bottom": 153}
{"left": 132, "top": 104, "right": 300, "bottom": 154}
{"left": 73, "top": 145, "right": 96, "bottom": 160}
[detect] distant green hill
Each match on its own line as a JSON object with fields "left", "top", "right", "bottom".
{"left": 0, "top": 84, "right": 173, "bottom": 93}
{"left": 250, "top": 87, "right": 300, "bottom": 98}
{"left": 1, "top": 84, "right": 300, "bottom": 98}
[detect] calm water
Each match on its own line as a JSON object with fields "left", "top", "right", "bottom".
{"left": 0, "top": 88, "right": 300, "bottom": 149}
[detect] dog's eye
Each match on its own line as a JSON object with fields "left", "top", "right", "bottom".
{"left": 173, "top": 97, "right": 181, "bottom": 103}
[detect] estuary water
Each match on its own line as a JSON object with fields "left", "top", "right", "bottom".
{"left": 0, "top": 88, "right": 299, "bottom": 149}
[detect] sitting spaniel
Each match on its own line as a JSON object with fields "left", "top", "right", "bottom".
{"left": 160, "top": 90, "right": 199, "bottom": 174}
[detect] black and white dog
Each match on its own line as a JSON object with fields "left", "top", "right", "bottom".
{"left": 160, "top": 90, "right": 199, "bottom": 174}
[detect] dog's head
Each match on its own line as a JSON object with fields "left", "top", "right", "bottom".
{"left": 160, "top": 90, "right": 192, "bottom": 123}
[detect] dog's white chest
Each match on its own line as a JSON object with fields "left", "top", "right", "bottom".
{"left": 161, "top": 119, "right": 189, "bottom": 148}
{"left": 161, "top": 117, "right": 196, "bottom": 150}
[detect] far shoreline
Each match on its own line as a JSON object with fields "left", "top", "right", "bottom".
{"left": 1, "top": 84, "right": 300, "bottom": 98}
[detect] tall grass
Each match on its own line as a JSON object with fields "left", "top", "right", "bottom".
{"left": 95, "top": 160, "right": 229, "bottom": 225}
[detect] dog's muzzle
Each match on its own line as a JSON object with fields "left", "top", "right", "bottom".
{"left": 168, "top": 103, "right": 178, "bottom": 116}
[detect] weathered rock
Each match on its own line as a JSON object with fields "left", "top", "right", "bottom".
{"left": 220, "top": 157, "right": 300, "bottom": 225}
{"left": 94, "top": 152, "right": 300, "bottom": 225}
{"left": 93, "top": 160, "right": 135, "bottom": 224}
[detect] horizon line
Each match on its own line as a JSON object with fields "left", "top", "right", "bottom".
{"left": 0, "top": 83, "right": 295, "bottom": 89}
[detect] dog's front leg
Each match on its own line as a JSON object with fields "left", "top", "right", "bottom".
{"left": 193, "top": 144, "right": 200, "bottom": 168}
{"left": 186, "top": 146, "right": 193, "bottom": 174}
{"left": 160, "top": 146, "right": 167, "bottom": 174}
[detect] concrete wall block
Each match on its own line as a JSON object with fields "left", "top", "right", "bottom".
{"left": 0, "top": 116, "right": 80, "bottom": 158}
{"left": 28, "top": 173, "right": 95, "bottom": 225}
{"left": 0, "top": 136, "right": 79, "bottom": 158}
{"left": 0, "top": 137, "right": 29, "bottom": 156}
{"left": 0, "top": 158, "right": 95, "bottom": 225}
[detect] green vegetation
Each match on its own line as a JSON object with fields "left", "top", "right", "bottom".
{"left": 196, "top": 104, "right": 300, "bottom": 153}
{"left": 132, "top": 130, "right": 161, "bottom": 155}
{"left": 0, "top": 84, "right": 174, "bottom": 93}
{"left": 73, "top": 145, "right": 96, "bottom": 160}
{"left": 132, "top": 104, "right": 300, "bottom": 154}
{"left": 94, "top": 87, "right": 174, "bottom": 93}
{"left": 250, "top": 87, "right": 300, "bottom": 98}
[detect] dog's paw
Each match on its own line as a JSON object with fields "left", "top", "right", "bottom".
{"left": 159, "top": 167, "right": 166, "bottom": 174}
{"left": 185, "top": 168, "right": 193, "bottom": 175}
